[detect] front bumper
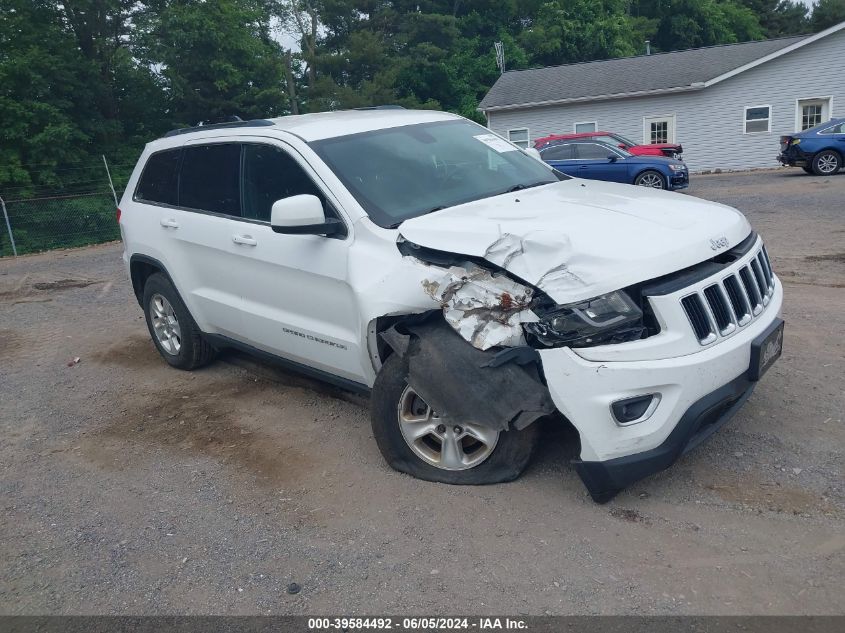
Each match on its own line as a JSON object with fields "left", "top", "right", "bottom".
{"left": 668, "top": 171, "right": 689, "bottom": 190}
{"left": 538, "top": 276, "right": 783, "bottom": 502}
{"left": 575, "top": 369, "right": 754, "bottom": 502}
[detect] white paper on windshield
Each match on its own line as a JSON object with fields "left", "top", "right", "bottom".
{"left": 474, "top": 134, "right": 518, "bottom": 153}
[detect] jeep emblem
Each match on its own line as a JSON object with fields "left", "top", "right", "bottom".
{"left": 710, "top": 236, "right": 729, "bottom": 251}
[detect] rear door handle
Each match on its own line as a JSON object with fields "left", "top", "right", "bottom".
{"left": 232, "top": 234, "right": 257, "bottom": 246}
{"left": 160, "top": 218, "right": 179, "bottom": 229}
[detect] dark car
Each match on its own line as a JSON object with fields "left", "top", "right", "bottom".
{"left": 535, "top": 131, "right": 683, "bottom": 160}
{"left": 778, "top": 118, "right": 844, "bottom": 175}
{"left": 539, "top": 139, "right": 689, "bottom": 190}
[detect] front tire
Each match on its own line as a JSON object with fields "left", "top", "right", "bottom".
{"left": 370, "top": 354, "right": 539, "bottom": 484}
{"left": 811, "top": 150, "right": 841, "bottom": 176}
{"left": 634, "top": 170, "right": 667, "bottom": 189}
{"left": 142, "top": 273, "right": 216, "bottom": 370}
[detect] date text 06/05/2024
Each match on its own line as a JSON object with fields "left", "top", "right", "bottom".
{"left": 307, "top": 617, "right": 528, "bottom": 630}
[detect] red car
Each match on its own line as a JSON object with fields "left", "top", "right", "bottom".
{"left": 534, "top": 131, "right": 683, "bottom": 160}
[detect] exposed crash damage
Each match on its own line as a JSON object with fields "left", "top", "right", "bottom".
{"left": 380, "top": 318, "right": 555, "bottom": 433}
{"left": 420, "top": 261, "right": 537, "bottom": 350}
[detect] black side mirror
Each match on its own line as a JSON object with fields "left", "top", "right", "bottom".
{"left": 607, "top": 155, "right": 618, "bottom": 162}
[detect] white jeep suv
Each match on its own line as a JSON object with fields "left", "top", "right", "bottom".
{"left": 119, "top": 108, "right": 784, "bottom": 502}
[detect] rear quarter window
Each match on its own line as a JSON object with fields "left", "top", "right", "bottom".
{"left": 135, "top": 149, "right": 181, "bottom": 205}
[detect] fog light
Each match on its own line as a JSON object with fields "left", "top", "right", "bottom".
{"left": 611, "top": 394, "right": 660, "bottom": 426}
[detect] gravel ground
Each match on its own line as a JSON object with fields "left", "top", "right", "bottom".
{"left": 1, "top": 169, "right": 843, "bottom": 615}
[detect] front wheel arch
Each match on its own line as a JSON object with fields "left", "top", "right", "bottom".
{"left": 633, "top": 169, "right": 667, "bottom": 189}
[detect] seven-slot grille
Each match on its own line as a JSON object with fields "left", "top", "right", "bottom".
{"left": 681, "top": 244, "right": 775, "bottom": 345}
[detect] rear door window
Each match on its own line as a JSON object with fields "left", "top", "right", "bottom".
{"left": 540, "top": 144, "right": 574, "bottom": 160}
{"left": 242, "top": 144, "right": 325, "bottom": 222}
{"left": 575, "top": 143, "right": 613, "bottom": 159}
{"left": 179, "top": 144, "right": 242, "bottom": 216}
{"left": 135, "top": 149, "right": 181, "bottom": 205}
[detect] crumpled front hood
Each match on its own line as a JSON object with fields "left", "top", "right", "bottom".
{"left": 399, "top": 179, "right": 751, "bottom": 303}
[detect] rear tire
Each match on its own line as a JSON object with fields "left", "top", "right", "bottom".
{"left": 634, "top": 170, "right": 667, "bottom": 189}
{"left": 142, "top": 273, "right": 216, "bottom": 370}
{"left": 811, "top": 150, "right": 841, "bottom": 176}
{"left": 370, "top": 354, "right": 539, "bottom": 484}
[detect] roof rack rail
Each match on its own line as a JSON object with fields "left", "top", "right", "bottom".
{"left": 352, "top": 105, "right": 406, "bottom": 111}
{"left": 163, "top": 118, "right": 275, "bottom": 138}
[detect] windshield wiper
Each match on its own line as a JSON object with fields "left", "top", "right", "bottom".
{"left": 504, "top": 181, "right": 551, "bottom": 194}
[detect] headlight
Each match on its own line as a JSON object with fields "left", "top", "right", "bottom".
{"left": 524, "top": 290, "right": 645, "bottom": 348}
{"left": 791, "top": 138, "right": 801, "bottom": 145}
{"left": 668, "top": 164, "right": 686, "bottom": 171}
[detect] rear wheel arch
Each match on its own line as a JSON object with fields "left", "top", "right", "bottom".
{"left": 811, "top": 148, "right": 842, "bottom": 175}
{"left": 130, "top": 254, "right": 174, "bottom": 306}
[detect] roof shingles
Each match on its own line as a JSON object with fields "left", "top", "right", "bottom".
{"left": 479, "top": 36, "right": 805, "bottom": 110}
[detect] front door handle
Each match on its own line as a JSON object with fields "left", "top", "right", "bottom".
{"left": 232, "top": 234, "right": 257, "bottom": 246}
{"left": 160, "top": 218, "right": 180, "bottom": 229}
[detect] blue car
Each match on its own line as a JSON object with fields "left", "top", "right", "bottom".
{"left": 778, "top": 118, "right": 844, "bottom": 175}
{"left": 538, "top": 139, "right": 689, "bottom": 190}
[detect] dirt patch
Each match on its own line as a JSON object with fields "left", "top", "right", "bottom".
{"left": 703, "top": 476, "right": 835, "bottom": 516}
{"left": 804, "top": 253, "right": 845, "bottom": 263}
{"left": 82, "top": 379, "right": 314, "bottom": 488}
{"left": 609, "top": 507, "right": 651, "bottom": 524}
{"left": 89, "top": 334, "right": 161, "bottom": 369}
{"left": 0, "top": 275, "right": 105, "bottom": 300}
{"left": 31, "top": 278, "right": 102, "bottom": 291}
{"left": 0, "top": 328, "right": 28, "bottom": 360}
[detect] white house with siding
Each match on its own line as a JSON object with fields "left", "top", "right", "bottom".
{"left": 479, "top": 21, "right": 845, "bottom": 172}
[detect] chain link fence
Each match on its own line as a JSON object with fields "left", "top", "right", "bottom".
{"left": 0, "top": 192, "right": 121, "bottom": 257}
{"left": 0, "top": 158, "right": 130, "bottom": 258}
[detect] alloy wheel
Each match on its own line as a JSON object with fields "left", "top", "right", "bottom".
{"left": 817, "top": 153, "right": 839, "bottom": 174}
{"left": 397, "top": 385, "right": 499, "bottom": 470}
{"left": 150, "top": 293, "right": 182, "bottom": 355}
{"left": 637, "top": 172, "right": 664, "bottom": 188}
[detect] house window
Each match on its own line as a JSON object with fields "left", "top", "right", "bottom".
{"left": 802, "top": 104, "right": 823, "bottom": 130}
{"left": 744, "top": 105, "right": 771, "bottom": 134}
{"left": 574, "top": 121, "right": 597, "bottom": 133}
{"left": 643, "top": 115, "right": 676, "bottom": 144}
{"left": 650, "top": 121, "right": 668, "bottom": 143}
{"left": 796, "top": 97, "right": 831, "bottom": 131}
{"left": 507, "top": 128, "right": 529, "bottom": 148}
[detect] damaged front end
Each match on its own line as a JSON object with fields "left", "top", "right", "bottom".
{"left": 380, "top": 318, "right": 556, "bottom": 433}
{"left": 383, "top": 239, "right": 649, "bottom": 438}
{"left": 400, "top": 238, "right": 647, "bottom": 354}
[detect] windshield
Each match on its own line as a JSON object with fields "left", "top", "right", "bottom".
{"left": 310, "top": 119, "right": 563, "bottom": 228}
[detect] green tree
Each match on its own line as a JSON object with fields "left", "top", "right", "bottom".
{"left": 653, "top": 0, "right": 764, "bottom": 51}
{"left": 138, "top": 0, "right": 290, "bottom": 125}
{"left": 738, "top": 0, "right": 809, "bottom": 37}
{"left": 517, "top": 0, "right": 637, "bottom": 66}
{"left": 811, "top": 0, "right": 845, "bottom": 31}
